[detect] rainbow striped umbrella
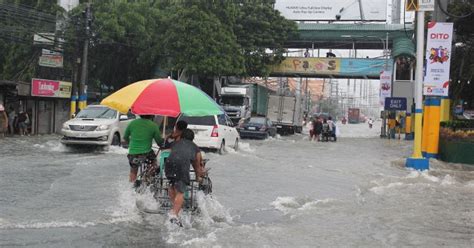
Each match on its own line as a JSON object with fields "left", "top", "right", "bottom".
{"left": 100, "top": 78, "right": 223, "bottom": 117}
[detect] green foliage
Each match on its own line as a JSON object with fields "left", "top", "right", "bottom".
{"left": 159, "top": 4, "right": 243, "bottom": 76}
{"left": 441, "top": 120, "right": 474, "bottom": 130}
{"left": 1, "top": 0, "right": 297, "bottom": 91}
{"left": 447, "top": 1, "right": 474, "bottom": 103}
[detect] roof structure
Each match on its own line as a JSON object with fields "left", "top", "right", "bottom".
{"left": 287, "top": 23, "right": 415, "bottom": 57}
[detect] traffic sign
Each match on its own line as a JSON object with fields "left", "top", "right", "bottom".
{"left": 384, "top": 97, "right": 407, "bottom": 111}
{"left": 406, "top": 0, "right": 418, "bottom": 11}
{"left": 419, "top": 0, "right": 435, "bottom": 11}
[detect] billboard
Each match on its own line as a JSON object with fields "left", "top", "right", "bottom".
{"left": 271, "top": 57, "right": 391, "bottom": 78}
{"left": 274, "top": 0, "right": 387, "bottom": 21}
{"left": 423, "top": 22, "right": 453, "bottom": 96}
{"left": 340, "top": 59, "right": 392, "bottom": 77}
{"left": 272, "top": 57, "right": 341, "bottom": 75}
{"left": 31, "top": 78, "right": 72, "bottom": 98}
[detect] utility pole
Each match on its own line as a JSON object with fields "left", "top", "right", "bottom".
{"left": 79, "top": 1, "right": 91, "bottom": 111}
{"left": 406, "top": 9, "right": 429, "bottom": 170}
{"left": 357, "top": 0, "right": 365, "bottom": 20}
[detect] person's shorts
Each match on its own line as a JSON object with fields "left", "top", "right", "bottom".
{"left": 169, "top": 179, "right": 187, "bottom": 193}
{"left": 127, "top": 150, "right": 156, "bottom": 170}
{"left": 18, "top": 122, "right": 27, "bottom": 129}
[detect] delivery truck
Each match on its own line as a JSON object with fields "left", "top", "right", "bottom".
{"left": 348, "top": 108, "right": 360, "bottom": 124}
{"left": 266, "top": 94, "right": 304, "bottom": 135}
{"left": 220, "top": 83, "right": 274, "bottom": 124}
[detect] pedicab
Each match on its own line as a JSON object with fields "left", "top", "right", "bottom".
{"left": 101, "top": 78, "right": 222, "bottom": 214}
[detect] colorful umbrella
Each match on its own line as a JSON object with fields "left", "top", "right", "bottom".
{"left": 100, "top": 78, "right": 223, "bottom": 117}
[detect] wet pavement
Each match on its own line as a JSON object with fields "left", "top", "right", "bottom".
{"left": 0, "top": 122, "right": 473, "bottom": 247}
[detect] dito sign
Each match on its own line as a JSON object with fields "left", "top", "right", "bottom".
{"left": 379, "top": 70, "right": 392, "bottom": 106}
{"left": 423, "top": 22, "right": 453, "bottom": 96}
{"left": 274, "top": 0, "right": 387, "bottom": 21}
{"left": 31, "top": 78, "right": 72, "bottom": 98}
{"left": 384, "top": 97, "right": 407, "bottom": 111}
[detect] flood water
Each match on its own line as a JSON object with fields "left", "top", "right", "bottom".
{"left": 1, "top": 122, "right": 473, "bottom": 247}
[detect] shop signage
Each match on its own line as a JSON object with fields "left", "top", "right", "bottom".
{"left": 423, "top": 22, "right": 453, "bottom": 96}
{"left": 39, "top": 55, "right": 63, "bottom": 68}
{"left": 31, "top": 78, "right": 72, "bottom": 98}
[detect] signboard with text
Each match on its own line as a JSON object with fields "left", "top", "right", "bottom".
{"left": 384, "top": 97, "right": 407, "bottom": 111}
{"left": 379, "top": 70, "right": 392, "bottom": 106}
{"left": 423, "top": 22, "right": 453, "bottom": 96}
{"left": 274, "top": 0, "right": 387, "bottom": 21}
{"left": 418, "top": 0, "right": 435, "bottom": 11}
{"left": 272, "top": 57, "right": 341, "bottom": 75}
{"left": 31, "top": 78, "right": 72, "bottom": 98}
{"left": 271, "top": 58, "right": 392, "bottom": 78}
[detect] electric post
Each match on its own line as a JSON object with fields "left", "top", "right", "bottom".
{"left": 79, "top": 2, "right": 91, "bottom": 111}
{"left": 406, "top": 8, "right": 429, "bottom": 170}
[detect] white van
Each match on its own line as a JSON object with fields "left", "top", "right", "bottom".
{"left": 61, "top": 105, "right": 134, "bottom": 146}
{"left": 178, "top": 114, "right": 239, "bottom": 154}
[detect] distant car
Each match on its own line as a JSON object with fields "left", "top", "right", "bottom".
{"left": 238, "top": 116, "right": 277, "bottom": 139}
{"left": 61, "top": 105, "right": 134, "bottom": 146}
{"left": 178, "top": 114, "right": 239, "bottom": 154}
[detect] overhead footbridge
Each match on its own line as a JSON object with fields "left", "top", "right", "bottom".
{"left": 270, "top": 23, "right": 415, "bottom": 79}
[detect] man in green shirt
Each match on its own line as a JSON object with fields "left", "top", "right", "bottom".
{"left": 124, "top": 115, "right": 163, "bottom": 184}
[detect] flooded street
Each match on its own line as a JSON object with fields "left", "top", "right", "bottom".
{"left": 1, "top": 123, "right": 473, "bottom": 247}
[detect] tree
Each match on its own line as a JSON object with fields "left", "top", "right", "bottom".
{"left": 447, "top": 0, "right": 474, "bottom": 106}
{"left": 234, "top": 0, "right": 297, "bottom": 77}
{"left": 158, "top": 3, "right": 244, "bottom": 78}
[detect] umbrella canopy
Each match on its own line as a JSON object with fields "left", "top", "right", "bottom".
{"left": 100, "top": 78, "right": 223, "bottom": 117}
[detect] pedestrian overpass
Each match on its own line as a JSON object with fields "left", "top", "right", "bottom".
{"left": 270, "top": 23, "right": 415, "bottom": 79}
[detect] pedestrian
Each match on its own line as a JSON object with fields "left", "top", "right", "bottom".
{"left": 387, "top": 117, "right": 396, "bottom": 139}
{"left": 368, "top": 118, "right": 374, "bottom": 128}
{"left": 17, "top": 111, "right": 30, "bottom": 136}
{"left": 304, "top": 48, "right": 310, "bottom": 58}
{"left": 0, "top": 104, "right": 8, "bottom": 137}
{"left": 327, "top": 116, "right": 337, "bottom": 142}
{"left": 313, "top": 117, "right": 323, "bottom": 141}
{"left": 307, "top": 118, "right": 314, "bottom": 141}
{"left": 165, "top": 128, "right": 203, "bottom": 226}
{"left": 7, "top": 106, "right": 16, "bottom": 135}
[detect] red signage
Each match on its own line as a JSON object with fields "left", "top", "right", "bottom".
{"left": 31, "top": 78, "right": 72, "bottom": 98}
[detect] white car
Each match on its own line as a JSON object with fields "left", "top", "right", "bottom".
{"left": 61, "top": 105, "right": 134, "bottom": 146}
{"left": 178, "top": 114, "right": 240, "bottom": 154}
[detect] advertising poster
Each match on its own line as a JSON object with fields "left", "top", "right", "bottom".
{"left": 379, "top": 70, "right": 392, "bottom": 106}
{"left": 271, "top": 57, "right": 341, "bottom": 75}
{"left": 423, "top": 22, "right": 453, "bottom": 96}
{"left": 274, "top": 0, "right": 387, "bottom": 21}
{"left": 340, "top": 59, "right": 392, "bottom": 77}
{"left": 31, "top": 78, "right": 72, "bottom": 98}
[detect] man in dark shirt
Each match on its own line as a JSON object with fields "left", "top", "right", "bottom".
{"left": 165, "top": 128, "right": 203, "bottom": 223}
